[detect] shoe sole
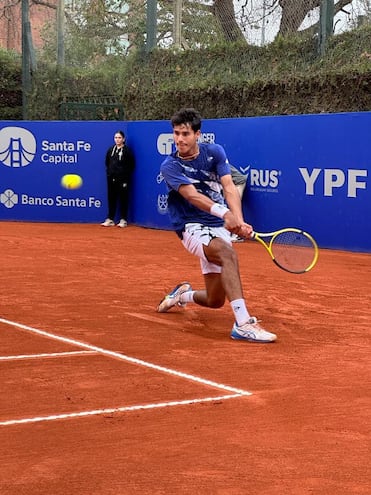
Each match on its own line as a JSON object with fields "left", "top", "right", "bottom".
{"left": 230, "top": 330, "right": 276, "bottom": 343}
{"left": 231, "top": 334, "right": 276, "bottom": 343}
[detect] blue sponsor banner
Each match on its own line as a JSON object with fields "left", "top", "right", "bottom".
{"left": 0, "top": 121, "right": 123, "bottom": 222}
{"left": 0, "top": 113, "right": 370, "bottom": 252}
{"left": 130, "top": 113, "right": 370, "bottom": 252}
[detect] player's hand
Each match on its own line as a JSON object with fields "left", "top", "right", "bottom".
{"left": 237, "top": 223, "right": 253, "bottom": 239}
{"left": 223, "top": 211, "right": 241, "bottom": 233}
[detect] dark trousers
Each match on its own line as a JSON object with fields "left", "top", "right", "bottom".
{"left": 106, "top": 176, "right": 130, "bottom": 221}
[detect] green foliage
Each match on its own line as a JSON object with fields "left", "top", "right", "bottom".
{"left": 122, "top": 27, "right": 371, "bottom": 120}
{"left": 38, "top": 0, "right": 134, "bottom": 69}
{"left": 2, "top": 25, "right": 371, "bottom": 121}
{"left": 0, "top": 48, "right": 22, "bottom": 119}
{"left": 27, "top": 61, "right": 124, "bottom": 119}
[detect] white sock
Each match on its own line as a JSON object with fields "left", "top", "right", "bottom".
{"left": 230, "top": 299, "right": 250, "bottom": 326}
{"left": 179, "top": 290, "right": 195, "bottom": 304}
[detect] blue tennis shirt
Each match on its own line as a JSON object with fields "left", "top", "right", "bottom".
{"left": 160, "top": 142, "right": 231, "bottom": 233}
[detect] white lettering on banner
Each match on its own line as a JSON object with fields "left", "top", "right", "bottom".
{"left": 298, "top": 168, "right": 321, "bottom": 195}
{"left": 22, "top": 194, "right": 54, "bottom": 206}
{"left": 198, "top": 133, "right": 215, "bottom": 144}
{"left": 299, "top": 168, "right": 368, "bottom": 197}
{"left": 88, "top": 197, "right": 101, "bottom": 207}
{"left": 56, "top": 196, "right": 87, "bottom": 207}
{"left": 250, "top": 169, "right": 280, "bottom": 188}
{"left": 41, "top": 153, "right": 78, "bottom": 164}
{"left": 76, "top": 141, "right": 91, "bottom": 151}
{"left": 41, "top": 140, "right": 91, "bottom": 152}
{"left": 348, "top": 169, "right": 367, "bottom": 198}
{"left": 324, "top": 169, "right": 345, "bottom": 196}
{"left": 21, "top": 194, "right": 101, "bottom": 208}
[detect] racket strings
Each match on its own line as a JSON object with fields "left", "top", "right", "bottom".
{"left": 270, "top": 231, "right": 316, "bottom": 273}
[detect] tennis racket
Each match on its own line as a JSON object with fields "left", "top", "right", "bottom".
{"left": 250, "top": 228, "right": 319, "bottom": 274}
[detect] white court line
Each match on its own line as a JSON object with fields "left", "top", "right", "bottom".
{"left": 0, "top": 394, "right": 242, "bottom": 426}
{"left": 0, "top": 317, "right": 251, "bottom": 397}
{"left": 0, "top": 350, "right": 96, "bottom": 361}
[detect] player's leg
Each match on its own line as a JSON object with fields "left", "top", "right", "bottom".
{"left": 202, "top": 237, "right": 244, "bottom": 303}
{"left": 157, "top": 224, "right": 277, "bottom": 342}
{"left": 158, "top": 227, "right": 241, "bottom": 310}
{"left": 190, "top": 237, "right": 243, "bottom": 308}
{"left": 191, "top": 272, "right": 225, "bottom": 308}
{"left": 202, "top": 237, "right": 277, "bottom": 342}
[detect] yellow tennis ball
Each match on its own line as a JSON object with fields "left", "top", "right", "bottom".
{"left": 61, "top": 174, "right": 83, "bottom": 190}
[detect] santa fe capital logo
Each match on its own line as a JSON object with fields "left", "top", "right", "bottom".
{"left": 0, "top": 126, "right": 36, "bottom": 167}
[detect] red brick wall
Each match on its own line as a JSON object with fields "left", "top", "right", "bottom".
{"left": 0, "top": 1, "right": 56, "bottom": 52}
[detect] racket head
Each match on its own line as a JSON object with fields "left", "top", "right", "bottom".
{"left": 253, "top": 228, "right": 319, "bottom": 274}
{"left": 270, "top": 228, "right": 318, "bottom": 273}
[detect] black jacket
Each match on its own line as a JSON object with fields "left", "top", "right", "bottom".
{"left": 105, "top": 144, "right": 135, "bottom": 182}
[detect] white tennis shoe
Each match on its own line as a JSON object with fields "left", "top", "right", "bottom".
{"left": 157, "top": 282, "right": 192, "bottom": 313}
{"left": 231, "top": 317, "right": 277, "bottom": 343}
{"left": 101, "top": 218, "right": 115, "bottom": 227}
{"left": 117, "top": 219, "right": 127, "bottom": 228}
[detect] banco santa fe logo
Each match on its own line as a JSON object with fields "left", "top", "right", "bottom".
{"left": 0, "top": 127, "right": 36, "bottom": 168}
{"left": 0, "top": 189, "right": 18, "bottom": 208}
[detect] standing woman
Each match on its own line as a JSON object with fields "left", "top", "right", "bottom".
{"left": 101, "top": 130, "right": 135, "bottom": 227}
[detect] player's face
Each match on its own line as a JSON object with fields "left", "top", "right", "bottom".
{"left": 173, "top": 124, "right": 200, "bottom": 157}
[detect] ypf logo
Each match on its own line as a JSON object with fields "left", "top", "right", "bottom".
{"left": 157, "top": 134, "right": 174, "bottom": 155}
{"left": 0, "top": 127, "right": 36, "bottom": 168}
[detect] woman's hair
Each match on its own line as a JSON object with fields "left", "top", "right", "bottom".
{"left": 115, "top": 130, "right": 125, "bottom": 138}
{"left": 171, "top": 108, "right": 202, "bottom": 132}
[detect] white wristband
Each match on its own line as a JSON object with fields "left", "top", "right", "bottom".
{"left": 210, "top": 203, "right": 230, "bottom": 219}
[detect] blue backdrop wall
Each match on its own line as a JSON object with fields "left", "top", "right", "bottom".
{"left": 0, "top": 112, "right": 370, "bottom": 252}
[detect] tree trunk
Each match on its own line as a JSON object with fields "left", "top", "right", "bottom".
{"left": 212, "top": 0, "right": 246, "bottom": 43}
{"left": 278, "top": 0, "right": 354, "bottom": 36}
{"left": 278, "top": 0, "right": 320, "bottom": 35}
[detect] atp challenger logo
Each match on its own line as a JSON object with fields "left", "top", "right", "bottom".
{"left": 157, "top": 134, "right": 174, "bottom": 155}
{"left": 156, "top": 132, "right": 218, "bottom": 155}
{"left": 0, "top": 127, "right": 36, "bottom": 168}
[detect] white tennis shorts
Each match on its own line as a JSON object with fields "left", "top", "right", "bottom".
{"left": 181, "top": 223, "right": 232, "bottom": 274}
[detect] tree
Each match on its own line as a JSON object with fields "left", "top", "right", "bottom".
{"left": 1, "top": 0, "right": 363, "bottom": 64}
{"left": 277, "top": 0, "right": 354, "bottom": 36}
{"left": 212, "top": 0, "right": 247, "bottom": 42}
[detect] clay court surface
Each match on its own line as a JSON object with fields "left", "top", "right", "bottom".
{"left": 0, "top": 222, "right": 369, "bottom": 494}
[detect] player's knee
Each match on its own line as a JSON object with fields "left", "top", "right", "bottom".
{"left": 207, "top": 295, "right": 225, "bottom": 308}
{"left": 220, "top": 244, "right": 238, "bottom": 266}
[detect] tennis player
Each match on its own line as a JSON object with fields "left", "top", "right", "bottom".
{"left": 157, "top": 108, "right": 277, "bottom": 343}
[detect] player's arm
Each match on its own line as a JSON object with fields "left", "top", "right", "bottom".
{"left": 220, "top": 174, "right": 253, "bottom": 238}
{"left": 220, "top": 174, "right": 243, "bottom": 223}
{"left": 178, "top": 183, "right": 216, "bottom": 212}
{"left": 178, "top": 183, "right": 244, "bottom": 234}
